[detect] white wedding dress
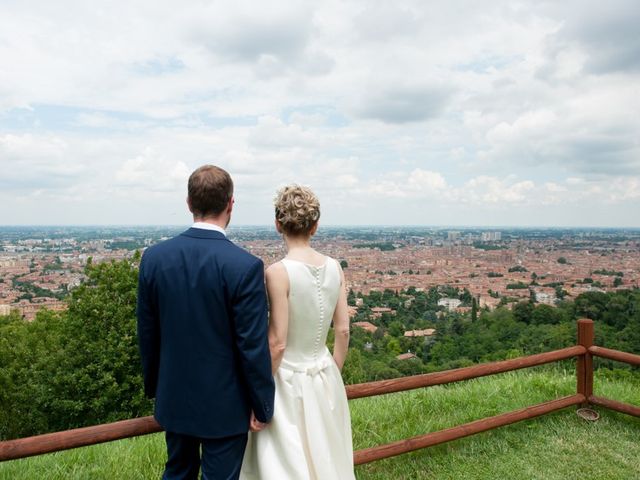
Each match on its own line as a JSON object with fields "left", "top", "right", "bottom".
{"left": 240, "top": 257, "right": 355, "bottom": 480}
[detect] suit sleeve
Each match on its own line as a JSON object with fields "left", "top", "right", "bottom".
{"left": 232, "top": 259, "right": 275, "bottom": 423}
{"left": 136, "top": 253, "right": 160, "bottom": 398}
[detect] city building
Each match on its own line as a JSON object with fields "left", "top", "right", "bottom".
{"left": 438, "top": 298, "right": 462, "bottom": 311}
{"left": 352, "top": 321, "right": 378, "bottom": 333}
{"left": 404, "top": 328, "right": 436, "bottom": 337}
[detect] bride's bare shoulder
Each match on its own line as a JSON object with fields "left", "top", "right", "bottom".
{"left": 265, "top": 261, "right": 289, "bottom": 294}
{"left": 265, "top": 261, "right": 287, "bottom": 279}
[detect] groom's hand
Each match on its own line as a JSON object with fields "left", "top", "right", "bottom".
{"left": 249, "top": 411, "right": 267, "bottom": 432}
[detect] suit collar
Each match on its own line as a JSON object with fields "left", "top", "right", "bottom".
{"left": 191, "top": 222, "right": 227, "bottom": 236}
{"left": 181, "top": 228, "right": 228, "bottom": 240}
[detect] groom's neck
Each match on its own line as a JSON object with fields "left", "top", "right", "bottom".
{"left": 193, "top": 214, "right": 229, "bottom": 230}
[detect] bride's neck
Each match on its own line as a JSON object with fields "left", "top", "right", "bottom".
{"left": 283, "top": 234, "right": 312, "bottom": 253}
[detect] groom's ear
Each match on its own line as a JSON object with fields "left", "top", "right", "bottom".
{"left": 227, "top": 196, "right": 234, "bottom": 215}
{"left": 186, "top": 196, "right": 194, "bottom": 213}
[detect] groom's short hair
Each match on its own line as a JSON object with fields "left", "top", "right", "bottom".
{"left": 188, "top": 165, "right": 234, "bottom": 217}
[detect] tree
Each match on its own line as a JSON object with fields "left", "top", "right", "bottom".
{"left": 388, "top": 320, "right": 405, "bottom": 337}
{"left": 390, "top": 357, "right": 424, "bottom": 376}
{"left": 0, "top": 254, "right": 153, "bottom": 440}
{"left": 340, "top": 259, "right": 348, "bottom": 269}
{"left": 429, "top": 338, "right": 459, "bottom": 366}
{"left": 367, "top": 361, "right": 401, "bottom": 381}
{"left": 555, "top": 285, "right": 567, "bottom": 300}
{"left": 45, "top": 254, "right": 152, "bottom": 430}
{"left": 386, "top": 337, "right": 402, "bottom": 356}
{"left": 341, "top": 348, "right": 367, "bottom": 384}
{"left": 508, "top": 265, "right": 528, "bottom": 273}
{"left": 0, "top": 308, "right": 65, "bottom": 439}
{"left": 557, "top": 257, "right": 568, "bottom": 264}
{"left": 471, "top": 298, "right": 478, "bottom": 322}
{"left": 573, "top": 291, "right": 610, "bottom": 322}
{"left": 347, "top": 288, "right": 356, "bottom": 306}
{"left": 450, "top": 316, "right": 464, "bottom": 335}
{"left": 531, "top": 304, "right": 561, "bottom": 325}
{"left": 513, "top": 301, "right": 534, "bottom": 324}
{"left": 459, "top": 288, "right": 473, "bottom": 306}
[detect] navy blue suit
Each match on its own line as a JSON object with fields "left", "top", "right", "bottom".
{"left": 137, "top": 227, "right": 274, "bottom": 479}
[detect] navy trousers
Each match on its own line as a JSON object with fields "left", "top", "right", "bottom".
{"left": 163, "top": 431, "right": 248, "bottom": 480}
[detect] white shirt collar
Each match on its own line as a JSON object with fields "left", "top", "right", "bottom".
{"left": 192, "top": 222, "right": 227, "bottom": 236}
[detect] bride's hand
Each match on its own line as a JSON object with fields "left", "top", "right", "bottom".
{"left": 249, "top": 411, "right": 267, "bottom": 432}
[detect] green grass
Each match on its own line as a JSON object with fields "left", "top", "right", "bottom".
{"left": 351, "top": 366, "right": 640, "bottom": 479}
{"left": 1, "top": 367, "right": 639, "bottom": 479}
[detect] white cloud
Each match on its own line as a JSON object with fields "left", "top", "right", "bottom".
{"left": 248, "top": 116, "right": 329, "bottom": 150}
{"left": 363, "top": 168, "right": 640, "bottom": 209}
{"left": 353, "top": 83, "right": 453, "bottom": 124}
{"left": 190, "top": 1, "right": 314, "bottom": 63}
{"left": 115, "top": 148, "right": 190, "bottom": 192}
{"left": 460, "top": 176, "right": 535, "bottom": 205}
{"left": 407, "top": 169, "right": 447, "bottom": 193}
{"left": 0, "top": 133, "right": 83, "bottom": 190}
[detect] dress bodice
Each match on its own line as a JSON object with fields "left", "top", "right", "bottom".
{"left": 241, "top": 255, "right": 355, "bottom": 480}
{"left": 280, "top": 257, "right": 341, "bottom": 364}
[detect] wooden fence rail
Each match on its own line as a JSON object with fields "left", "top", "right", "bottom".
{"left": 354, "top": 394, "right": 585, "bottom": 465}
{"left": 589, "top": 396, "right": 640, "bottom": 418}
{"left": 589, "top": 346, "right": 640, "bottom": 366}
{"left": 1, "top": 318, "right": 639, "bottom": 465}
{"left": 345, "top": 345, "right": 585, "bottom": 399}
{"left": 0, "top": 417, "right": 162, "bottom": 463}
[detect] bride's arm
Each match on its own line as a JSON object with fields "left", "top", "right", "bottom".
{"left": 266, "top": 262, "right": 289, "bottom": 374}
{"left": 332, "top": 264, "right": 350, "bottom": 371}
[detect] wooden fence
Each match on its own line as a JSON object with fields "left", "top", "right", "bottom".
{"left": 1, "top": 319, "right": 639, "bottom": 465}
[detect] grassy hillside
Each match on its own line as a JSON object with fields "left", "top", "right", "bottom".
{"left": 1, "top": 367, "right": 639, "bottom": 480}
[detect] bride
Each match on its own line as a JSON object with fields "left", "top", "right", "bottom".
{"left": 240, "top": 185, "right": 355, "bottom": 479}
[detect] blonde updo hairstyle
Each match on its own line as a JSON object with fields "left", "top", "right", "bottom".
{"left": 274, "top": 184, "right": 321, "bottom": 236}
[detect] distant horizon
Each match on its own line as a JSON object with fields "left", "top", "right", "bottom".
{"left": 2, "top": 224, "right": 640, "bottom": 231}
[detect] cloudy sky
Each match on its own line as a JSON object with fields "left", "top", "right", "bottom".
{"left": 1, "top": 0, "right": 639, "bottom": 227}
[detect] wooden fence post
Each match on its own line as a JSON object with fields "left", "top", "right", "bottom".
{"left": 577, "top": 319, "right": 594, "bottom": 406}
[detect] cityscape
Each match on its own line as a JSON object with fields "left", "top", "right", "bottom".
{"left": 2, "top": 225, "right": 638, "bottom": 321}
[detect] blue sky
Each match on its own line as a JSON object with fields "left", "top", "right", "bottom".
{"left": 1, "top": 0, "right": 639, "bottom": 227}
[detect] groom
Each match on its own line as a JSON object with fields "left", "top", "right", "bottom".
{"left": 137, "top": 165, "right": 275, "bottom": 480}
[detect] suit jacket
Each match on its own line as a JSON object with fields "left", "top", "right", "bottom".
{"left": 136, "top": 227, "right": 275, "bottom": 438}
